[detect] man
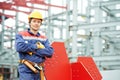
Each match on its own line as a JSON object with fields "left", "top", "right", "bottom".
{"left": 15, "top": 10, "right": 54, "bottom": 80}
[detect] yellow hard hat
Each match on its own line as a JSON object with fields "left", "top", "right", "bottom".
{"left": 28, "top": 10, "right": 43, "bottom": 22}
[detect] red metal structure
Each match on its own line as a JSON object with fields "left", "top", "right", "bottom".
{"left": 0, "top": 0, "right": 67, "bottom": 13}
{"left": 71, "top": 56, "right": 102, "bottom": 80}
{"left": 0, "top": 0, "right": 67, "bottom": 22}
{"left": 77, "top": 57, "right": 102, "bottom": 80}
{"left": 45, "top": 42, "right": 72, "bottom": 80}
{"left": 45, "top": 42, "right": 102, "bottom": 80}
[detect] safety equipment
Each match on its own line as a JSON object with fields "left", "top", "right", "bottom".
{"left": 37, "top": 42, "right": 45, "bottom": 49}
{"left": 19, "top": 59, "right": 45, "bottom": 80}
{"left": 19, "top": 59, "right": 38, "bottom": 73}
{"left": 28, "top": 10, "right": 43, "bottom": 22}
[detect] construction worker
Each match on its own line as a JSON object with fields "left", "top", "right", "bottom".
{"left": 15, "top": 10, "right": 54, "bottom": 80}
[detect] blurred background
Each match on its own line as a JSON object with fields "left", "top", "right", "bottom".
{"left": 0, "top": 0, "right": 120, "bottom": 80}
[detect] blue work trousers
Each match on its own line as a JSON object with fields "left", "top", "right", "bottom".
{"left": 19, "top": 72, "right": 40, "bottom": 80}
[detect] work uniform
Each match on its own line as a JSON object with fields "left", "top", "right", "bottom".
{"left": 15, "top": 28, "right": 54, "bottom": 80}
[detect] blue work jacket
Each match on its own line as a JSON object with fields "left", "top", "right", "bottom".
{"left": 15, "top": 28, "right": 54, "bottom": 73}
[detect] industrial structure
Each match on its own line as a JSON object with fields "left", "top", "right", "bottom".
{"left": 0, "top": 0, "right": 120, "bottom": 80}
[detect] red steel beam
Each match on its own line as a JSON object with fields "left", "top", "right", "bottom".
{"left": 0, "top": 2, "right": 12, "bottom": 9}
{"left": 27, "top": 0, "right": 45, "bottom": 4}
{"left": 1, "top": 0, "right": 67, "bottom": 12}
{"left": 13, "top": 0, "right": 48, "bottom": 11}
{"left": 0, "top": 2, "right": 30, "bottom": 14}
{"left": 13, "top": 0, "right": 26, "bottom": 6}
{"left": 0, "top": 2, "right": 48, "bottom": 11}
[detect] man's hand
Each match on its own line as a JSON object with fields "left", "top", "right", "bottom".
{"left": 27, "top": 42, "right": 45, "bottom": 56}
{"left": 28, "top": 52, "right": 33, "bottom": 56}
{"left": 36, "top": 42, "right": 45, "bottom": 49}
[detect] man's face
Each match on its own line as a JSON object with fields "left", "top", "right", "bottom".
{"left": 30, "top": 18, "right": 42, "bottom": 31}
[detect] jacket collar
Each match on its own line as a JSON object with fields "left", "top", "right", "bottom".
{"left": 28, "top": 28, "right": 40, "bottom": 37}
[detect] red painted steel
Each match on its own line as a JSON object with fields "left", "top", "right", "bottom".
{"left": 27, "top": 0, "right": 45, "bottom": 4}
{"left": 0, "top": 0, "right": 67, "bottom": 21}
{"left": 13, "top": 0, "right": 26, "bottom": 6}
{"left": 0, "top": 2, "right": 30, "bottom": 14}
{"left": 77, "top": 56, "right": 102, "bottom": 80}
{"left": 0, "top": 2, "right": 47, "bottom": 11}
{"left": 44, "top": 42, "right": 72, "bottom": 80}
{"left": 71, "top": 56, "right": 102, "bottom": 80}
{"left": 71, "top": 62, "right": 93, "bottom": 80}
{"left": 0, "top": 0, "right": 66, "bottom": 11}
{"left": 0, "top": 2, "right": 12, "bottom": 9}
